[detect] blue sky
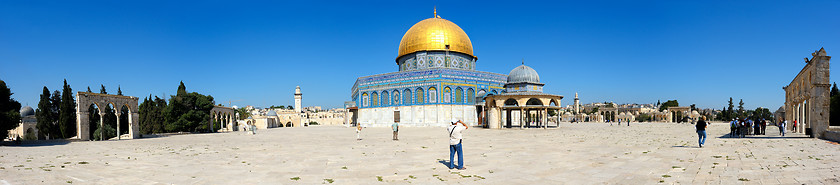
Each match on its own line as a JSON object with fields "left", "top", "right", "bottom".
{"left": 1, "top": 1, "right": 839, "bottom": 110}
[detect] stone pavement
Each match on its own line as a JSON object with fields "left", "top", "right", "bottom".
{"left": 0, "top": 122, "right": 838, "bottom": 184}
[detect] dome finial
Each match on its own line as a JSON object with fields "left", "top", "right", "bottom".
{"left": 521, "top": 58, "right": 524, "bottom": 65}
{"left": 434, "top": 6, "right": 437, "bottom": 18}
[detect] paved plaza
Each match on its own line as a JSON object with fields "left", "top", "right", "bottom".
{"left": 1, "top": 122, "right": 838, "bottom": 184}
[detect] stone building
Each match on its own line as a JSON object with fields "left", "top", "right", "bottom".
{"left": 7, "top": 106, "right": 37, "bottom": 140}
{"left": 347, "top": 10, "right": 507, "bottom": 127}
{"left": 484, "top": 64, "right": 564, "bottom": 129}
{"left": 783, "top": 48, "right": 831, "bottom": 138}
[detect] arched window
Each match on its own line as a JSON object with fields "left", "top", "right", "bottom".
{"left": 467, "top": 88, "right": 475, "bottom": 103}
{"left": 428, "top": 87, "right": 437, "bottom": 103}
{"left": 403, "top": 89, "right": 411, "bottom": 105}
{"left": 416, "top": 88, "right": 424, "bottom": 104}
{"left": 444, "top": 87, "right": 452, "bottom": 103}
{"left": 393, "top": 90, "right": 400, "bottom": 105}
{"left": 382, "top": 91, "right": 389, "bottom": 106}
{"left": 372, "top": 92, "right": 379, "bottom": 106}
{"left": 362, "top": 93, "right": 369, "bottom": 107}
{"left": 455, "top": 87, "right": 464, "bottom": 103}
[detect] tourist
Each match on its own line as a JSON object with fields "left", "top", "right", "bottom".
{"left": 392, "top": 121, "right": 399, "bottom": 141}
{"left": 760, "top": 119, "right": 767, "bottom": 135}
{"left": 356, "top": 124, "right": 363, "bottom": 140}
{"left": 793, "top": 120, "right": 798, "bottom": 132}
{"left": 753, "top": 119, "right": 760, "bottom": 135}
{"left": 730, "top": 119, "right": 737, "bottom": 138}
{"left": 448, "top": 119, "right": 468, "bottom": 170}
{"left": 696, "top": 116, "right": 707, "bottom": 147}
{"left": 739, "top": 118, "right": 747, "bottom": 138}
{"left": 779, "top": 119, "right": 787, "bottom": 136}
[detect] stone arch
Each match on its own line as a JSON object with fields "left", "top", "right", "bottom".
{"left": 549, "top": 99, "right": 558, "bottom": 106}
{"left": 504, "top": 98, "right": 519, "bottom": 106}
{"left": 526, "top": 98, "right": 544, "bottom": 106}
{"left": 286, "top": 122, "right": 292, "bottom": 127}
{"left": 76, "top": 92, "right": 139, "bottom": 141}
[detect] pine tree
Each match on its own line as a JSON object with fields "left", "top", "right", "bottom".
{"left": 100, "top": 85, "right": 107, "bottom": 94}
{"left": 831, "top": 83, "right": 838, "bottom": 97}
{"left": 59, "top": 79, "right": 76, "bottom": 138}
{"left": 87, "top": 86, "right": 92, "bottom": 93}
{"left": 737, "top": 99, "right": 745, "bottom": 118}
{"left": 0, "top": 79, "right": 22, "bottom": 138}
{"left": 117, "top": 86, "right": 123, "bottom": 96}
{"left": 36, "top": 87, "right": 54, "bottom": 139}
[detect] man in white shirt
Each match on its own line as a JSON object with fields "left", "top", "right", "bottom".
{"left": 448, "top": 119, "right": 468, "bottom": 170}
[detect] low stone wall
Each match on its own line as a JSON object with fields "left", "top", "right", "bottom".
{"left": 824, "top": 127, "right": 840, "bottom": 142}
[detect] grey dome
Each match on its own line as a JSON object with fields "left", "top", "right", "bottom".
{"left": 266, "top": 110, "right": 278, "bottom": 116}
{"left": 20, "top": 106, "right": 34, "bottom": 117}
{"left": 507, "top": 65, "right": 540, "bottom": 84}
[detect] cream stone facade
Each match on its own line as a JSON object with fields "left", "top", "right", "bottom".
{"left": 7, "top": 106, "right": 37, "bottom": 140}
{"left": 75, "top": 92, "right": 139, "bottom": 141}
{"left": 783, "top": 48, "right": 831, "bottom": 138}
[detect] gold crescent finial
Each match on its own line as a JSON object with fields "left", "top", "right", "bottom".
{"left": 434, "top": 6, "right": 437, "bottom": 18}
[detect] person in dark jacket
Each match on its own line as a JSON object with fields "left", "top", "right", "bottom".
{"left": 696, "top": 116, "right": 708, "bottom": 148}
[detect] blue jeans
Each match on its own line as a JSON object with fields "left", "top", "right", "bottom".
{"left": 449, "top": 143, "right": 463, "bottom": 169}
{"left": 697, "top": 130, "right": 706, "bottom": 146}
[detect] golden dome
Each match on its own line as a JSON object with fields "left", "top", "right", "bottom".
{"left": 397, "top": 16, "right": 474, "bottom": 59}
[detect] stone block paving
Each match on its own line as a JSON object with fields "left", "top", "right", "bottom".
{"left": 0, "top": 122, "right": 837, "bottom": 184}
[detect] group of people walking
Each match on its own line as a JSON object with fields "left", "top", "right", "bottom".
{"left": 728, "top": 118, "right": 769, "bottom": 138}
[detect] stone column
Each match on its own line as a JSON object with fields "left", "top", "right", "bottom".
{"left": 99, "top": 112, "right": 106, "bottom": 141}
{"left": 520, "top": 108, "right": 524, "bottom": 129}
{"left": 130, "top": 112, "right": 139, "bottom": 139}
{"left": 77, "top": 111, "right": 89, "bottom": 141}
{"left": 489, "top": 107, "right": 500, "bottom": 129}
{"left": 115, "top": 113, "right": 121, "bottom": 140}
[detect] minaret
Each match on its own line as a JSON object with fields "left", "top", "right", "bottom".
{"left": 574, "top": 92, "right": 580, "bottom": 114}
{"left": 294, "top": 86, "right": 302, "bottom": 113}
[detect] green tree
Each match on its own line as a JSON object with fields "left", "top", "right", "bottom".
{"left": 727, "top": 97, "right": 735, "bottom": 120}
{"left": 139, "top": 96, "right": 151, "bottom": 134}
{"left": 164, "top": 81, "right": 215, "bottom": 132}
{"left": 139, "top": 95, "right": 167, "bottom": 134}
{"left": 236, "top": 107, "right": 251, "bottom": 120}
{"left": 636, "top": 113, "right": 651, "bottom": 122}
{"left": 0, "top": 80, "right": 22, "bottom": 138}
{"left": 737, "top": 99, "right": 745, "bottom": 118}
{"left": 58, "top": 79, "right": 76, "bottom": 138}
{"left": 658, "top": 100, "right": 679, "bottom": 111}
{"left": 117, "top": 86, "right": 123, "bottom": 96}
{"left": 287, "top": 105, "right": 294, "bottom": 110}
{"left": 100, "top": 84, "right": 107, "bottom": 94}
{"left": 50, "top": 90, "right": 61, "bottom": 137}
{"left": 86, "top": 86, "right": 92, "bottom": 93}
{"left": 36, "top": 87, "right": 54, "bottom": 139}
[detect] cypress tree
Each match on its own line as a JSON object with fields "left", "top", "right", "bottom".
{"left": 117, "top": 86, "right": 123, "bottom": 96}
{"left": 59, "top": 79, "right": 77, "bottom": 138}
{"left": 36, "top": 87, "right": 54, "bottom": 139}
{"left": 50, "top": 90, "right": 61, "bottom": 137}
{"left": 100, "top": 85, "right": 107, "bottom": 94}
